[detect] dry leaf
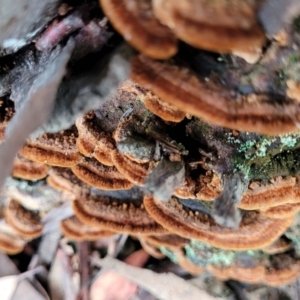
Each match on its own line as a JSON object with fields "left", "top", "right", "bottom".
{"left": 93, "top": 256, "right": 221, "bottom": 300}
{"left": 49, "top": 249, "right": 78, "bottom": 300}
{"left": 90, "top": 271, "right": 137, "bottom": 300}
{"left": 0, "top": 275, "right": 19, "bottom": 300}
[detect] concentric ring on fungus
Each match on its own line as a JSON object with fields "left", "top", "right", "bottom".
{"left": 260, "top": 202, "right": 300, "bottom": 219}
{"left": 239, "top": 177, "right": 299, "bottom": 210}
{"left": 19, "top": 126, "right": 82, "bottom": 167}
{"left": 99, "top": 0, "right": 177, "bottom": 59}
{"left": 71, "top": 157, "right": 133, "bottom": 190}
{"left": 131, "top": 54, "right": 300, "bottom": 135}
{"left": 47, "top": 167, "right": 90, "bottom": 197}
{"left": 75, "top": 112, "right": 115, "bottom": 166}
{"left": 263, "top": 237, "right": 292, "bottom": 255}
{"left": 143, "top": 195, "right": 293, "bottom": 250}
{"left": 12, "top": 155, "right": 49, "bottom": 181}
{"left": 72, "top": 193, "right": 166, "bottom": 235}
{"left": 208, "top": 260, "right": 300, "bottom": 286}
{"left": 0, "top": 226, "right": 26, "bottom": 254}
{"left": 60, "top": 216, "right": 116, "bottom": 241}
{"left": 152, "top": 0, "right": 265, "bottom": 63}
{"left": 5, "top": 199, "right": 43, "bottom": 239}
{"left": 111, "top": 150, "right": 149, "bottom": 186}
{"left": 139, "top": 90, "right": 185, "bottom": 122}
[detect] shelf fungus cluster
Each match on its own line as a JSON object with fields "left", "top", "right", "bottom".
{"left": 1, "top": 0, "right": 300, "bottom": 290}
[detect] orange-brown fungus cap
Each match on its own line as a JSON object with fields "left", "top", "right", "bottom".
{"left": 287, "top": 80, "right": 300, "bottom": 102}
{"left": 260, "top": 202, "right": 300, "bottom": 219}
{"left": 47, "top": 167, "right": 90, "bottom": 197}
{"left": 0, "top": 99, "right": 14, "bottom": 141}
{"left": 99, "top": 0, "right": 177, "bottom": 59}
{"left": 138, "top": 238, "right": 165, "bottom": 259}
{"left": 144, "top": 195, "right": 293, "bottom": 250}
{"left": 239, "top": 177, "right": 298, "bottom": 210}
{"left": 0, "top": 227, "right": 26, "bottom": 254}
{"left": 144, "top": 234, "right": 188, "bottom": 248}
{"left": 12, "top": 155, "right": 49, "bottom": 181}
{"left": 19, "top": 126, "right": 82, "bottom": 167}
{"left": 111, "top": 150, "right": 149, "bottom": 186}
{"left": 172, "top": 248, "right": 204, "bottom": 275}
{"left": 60, "top": 216, "right": 115, "bottom": 241}
{"left": 207, "top": 264, "right": 265, "bottom": 284}
{"left": 71, "top": 157, "right": 133, "bottom": 190}
{"left": 131, "top": 55, "right": 300, "bottom": 135}
{"left": 264, "top": 262, "right": 300, "bottom": 286}
{"left": 263, "top": 237, "right": 292, "bottom": 255}
{"left": 5, "top": 199, "right": 43, "bottom": 239}
{"left": 153, "top": 0, "right": 265, "bottom": 62}
{"left": 72, "top": 194, "right": 166, "bottom": 235}
{"left": 75, "top": 112, "right": 115, "bottom": 166}
{"left": 140, "top": 90, "right": 185, "bottom": 122}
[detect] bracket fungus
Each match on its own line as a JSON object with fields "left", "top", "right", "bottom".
{"left": 139, "top": 90, "right": 186, "bottom": 123}
{"left": 239, "top": 176, "right": 299, "bottom": 210}
{"left": 60, "top": 215, "right": 116, "bottom": 241}
{"left": 73, "top": 189, "right": 166, "bottom": 235}
{"left": 19, "top": 126, "right": 82, "bottom": 167}
{"left": 144, "top": 195, "right": 293, "bottom": 250}
{"left": 131, "top": 54, "right": 300, "bottom": 135}
{"left": 71, "top": 157, "right": 133, "bottom": 190}
{"left": 76, "top": 112, "right": 115, "bottom": 166}
{"left": 5, "top": 199, "right": 43, "bottom": 239}
{"left": 99, "top": 0, "right": 178, "bottom": 59}
{"left": 47, "top": 167, "right": 90, "bottom": 197}
{"left": 111, "top": 149, "right": 149, "bottom": 186}
{"left": 0, "top": 225, "right": 26, "bottom": 254}
{"left": 12, "top": 155, "right": 49, "bottom": 181}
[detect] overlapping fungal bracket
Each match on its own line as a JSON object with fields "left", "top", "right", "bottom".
{"left": 239, "top": 177, "right": 299, "bottom": 210}
{"left": 131, "top": 54, "right": 300, "bottom": 135}
{"left": 71, "top": 157, "right": 133, "bottom": 190}
{"left": 12, "top": 155, "right": 49, "bottom": 181}
{"left": 60, "top": 215, "right": 116, "bottom": 241}
{"left": 263, "top": 236, "right": 292, "bottom": 255}
{"left": 47, "top": 167, "right": 90, "bottom": 197}
{"left": 19, "top": 126, "right": 82, "bottom": 167}
{"left": 0, "top": 225, "right": 26, "bottom": 254}
{"left": 207, "top": 255, "right": 300, "bottom": 286}
{"left": 99, "top": 0, "right": 178, "bottom": 59}
{"left": 139, "top": 89, "right": 185, "bottom": 123}
{"left": 144, "top": 195, "right": 293, "bottom": 250}
{"left": 111, "top": 150, "right": 149, "bottom": 186}
{"left": 73, "top": 190, "right": 166, "bottom": 235}
{"left": 5, "top": 199, "right": 43, "bottom": 239}
{"left": 153, "top": 0, "right": 265, "bottom": 63}
{"left": 76, "top": 112, "right": 115, "bottom": 166}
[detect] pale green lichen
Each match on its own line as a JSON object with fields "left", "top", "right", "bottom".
{"left": 160, "top": 246, "right": 178, "bottom": 264}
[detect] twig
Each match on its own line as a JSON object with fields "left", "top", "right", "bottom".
{"left": 77, "top": 241, "right": 89, "bottom": 300}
